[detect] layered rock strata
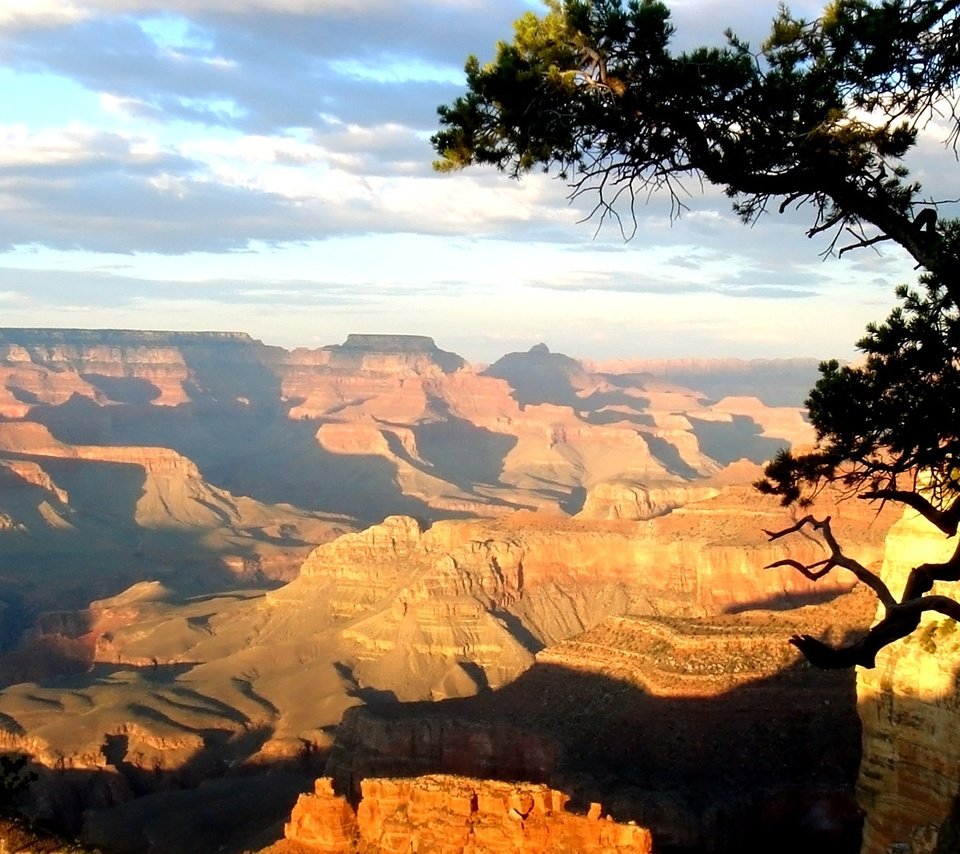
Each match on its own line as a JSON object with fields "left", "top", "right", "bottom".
{"left": 1, "top": 329, "right": 817, "bottom": 521}
{"left": 277, "top": 775, "right": 652, "bottom": 854}
{"left": 857, "top": 508, "right": 960, "bottom": 854}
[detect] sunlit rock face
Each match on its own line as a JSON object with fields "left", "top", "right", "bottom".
{"left": 0, "top": 328, "right": 264, "bottom": 410}
{"left": 857, "top": 508, "right": 960, "bottom": 854}
{"left": 274, "top": 775, "right": 653, "bottom": 854}
{"left": 577, "top": 481, "right": 721, "bottom": 520}
{"left": 298, "top": 486, "right": 894, "bottom": 645}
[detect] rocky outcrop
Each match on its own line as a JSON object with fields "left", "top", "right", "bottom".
{"left": 280, "top": 778, "right": 358, "bottom": 853}
{"left": 300, "top": 486, "right": 897, "bottom": 634}
{"left": 857, "top": 508, "right": 960, "bottom": 854}
{"left": 0, "top": 421, "right": 346, "bottom": 583}
{"left": 0, "top": 328, "right": 262, "bottom": 409}
{"left": 279, "top": 775, "right": 652, "bottom": 854}
{"left": 578, "top": 481, "right": 720, "bottom": 520}
{"left": 0, "top": 421, "right": 199, "bottom": 476}
{"left": 0, "top": 459, "right": 69, "bottom": 504}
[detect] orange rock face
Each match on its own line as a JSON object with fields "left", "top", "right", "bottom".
{"left": 282, "top": 775, "right": 652, "bottom": 854}
{"left": 283, "top": 779, "right": 358, "bottom": 853}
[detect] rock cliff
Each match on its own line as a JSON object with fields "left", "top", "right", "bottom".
{"left": 0, "top": 421, "right": 350, "bottom": 588}
{"left": 856, "top": 508, "right": 960, "bottom": 854}
{"left": 297, "top": 487, "right": 895, "bottom": 663}
{"left": 275, "top": 775, "right": 652, "bottom": 854}
{"left": 0, "top": 328, "right": 265, "bottom": 410}
{"left": 578, "top": 481, "right": 721, "bottom": 520}
{"left": 0, "top": 481, "right": 894, "bottom": 848}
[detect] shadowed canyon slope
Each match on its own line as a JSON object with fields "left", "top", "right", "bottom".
{"left": 0, "top": 328, "right": 899, "bottom": 853}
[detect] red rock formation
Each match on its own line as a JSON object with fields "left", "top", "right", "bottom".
{"left": 279, "top": 775, "right": 652, "bottom": 854}
{"left": 301, "top": 485, "right": 897, "bottom": 630}
{"left": 0, "top": 421, "right": 198, "bottom": 475}
{"left": 0, "top": 332, "right": 195, "bottom": 409}
{"left": 1, "top": 329, "right": 823, "bottom": 520}
{"left": 0, "top": 328, "right": 273, "bottom": 411}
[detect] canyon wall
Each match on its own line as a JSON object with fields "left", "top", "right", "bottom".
{"left": 0, "top": 329, "right": 867, "bottom": 852}
{"left": 857, "top": 508, "right": 960, "bottom": 854}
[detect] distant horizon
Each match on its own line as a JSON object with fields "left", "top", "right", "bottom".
{"left": 0, "top": 324, "right": 833, "bottom": 367}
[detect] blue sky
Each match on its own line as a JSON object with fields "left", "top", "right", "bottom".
{"left": 0, "top": 0, "right": 953, "bottom": 363}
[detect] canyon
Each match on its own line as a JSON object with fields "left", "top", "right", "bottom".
{"left": 0, "top": 328, "right": 943, "bottom": 853}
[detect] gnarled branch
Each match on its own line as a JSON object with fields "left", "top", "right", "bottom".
{"left": 764, "top": 515, "right": 897, "bottom": 610}
{"left": 860, "top": 488, "right": 960, "bottom": 536}
{"left": 790, "top": 595, "right": 960, "bottom": 669}
{"left": 768, "top": 513, "right": 960, "bottom": 668}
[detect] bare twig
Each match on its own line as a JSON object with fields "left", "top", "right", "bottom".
{"left": 764, "top": 515, "right": 897, "bottom": 610}
{"left": 838, "top": 231, "right": 894, "bottom": 257}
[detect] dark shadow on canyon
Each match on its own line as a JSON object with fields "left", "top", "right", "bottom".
{"left": 412, "top": 418, "right": 517, "bottom": 492}
{"left": 725, "top": 587, "right": 851, "bottom": 614}
{"left": 15, "top": 738, "right": 327, "bottom": 854}
{"left": 483, "top": 348, "right": 585, "bottom": 409}
{"left": 8, "top": 630, "right": 952, "bottom": 853}
{"left": 28, "top": 395, "right": 451, "bottom": 526}
{"left": 325, "top": 657, "right": 866, "bottom": 854}
{"left": 0, "top": 653, "right": 330, "bottom": 851}
{"left": 601, "top": 363, "right": 821, "bottom": 408}
{"left": 80, "top": 374, "right": 162, "bottom": 405}
{"left": 0, "top": 451, "right": 297, "bottom": 682}
{"left": 641, "top": 433, "right": 701, "bottom": 479}
{"left": 688, "top": 415, "right": 788, "bottom": 466}
{"left": 0, "top": 459, "right": 240, "bottom": 595}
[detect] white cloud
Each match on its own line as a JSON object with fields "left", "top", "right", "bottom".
{"left": 0, "top": 0, "right": 949, "bottom": 359}
{"left": 0, "top": 1, "right": 86, "bottom": 25}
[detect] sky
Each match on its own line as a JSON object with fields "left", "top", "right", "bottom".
{"left": 0, "top": 0, "right": 956, "bottom": 364}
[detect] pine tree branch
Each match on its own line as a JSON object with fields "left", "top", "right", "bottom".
{"left": 860, "top": 488, "right": 960, "bottom": 536}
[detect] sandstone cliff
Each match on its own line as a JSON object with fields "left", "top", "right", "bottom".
{"left": 298, "top": 486, "right": 894, "bottom": 663}
{"left": 0, "top": 421, "right": 351, "bottom": 593}
{"left": 577, "top": 481, "right": 720, "bottom": 520}
{"left": 274, "top": 775, "right": 652, "bottom": 854}
{"left": 0, "top": 479, "right": 894, "bottom": 849}
{"left": 856, "top": 508, "right": 960, "bottom": 854}
{"left": 0, "top": 328, "right": 265, "bottom": 410}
